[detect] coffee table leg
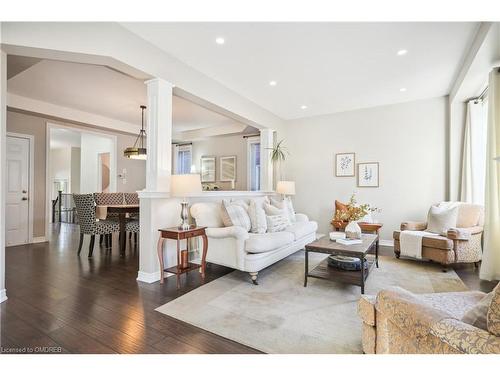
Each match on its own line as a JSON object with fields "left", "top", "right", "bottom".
{"left": 360, "top": 256, "right": 365, "bottom": 294}
{"left": 304, "top": 249, "right": 308, "bottom": 287}
{"left": 375, "top": 240, "right": 379, "bottom": 268}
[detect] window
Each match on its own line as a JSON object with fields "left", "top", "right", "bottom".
{"left": 174, "top": 144, "right": 192, "bottom": 174}
{"left": 247, "top": 138, "right": 261, "bottom": 191}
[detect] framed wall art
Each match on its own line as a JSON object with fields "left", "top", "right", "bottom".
{"left": 357, "top": 162, "right": 379, "bottom": 187}
{"left": 200, "top": 156, "right": 216, "bottom": 183}
{"left": 220, "top": 155, "right": 237, "bottom": 182}
{"left": 335, "top": 152, "right": 355, "bottom": 177}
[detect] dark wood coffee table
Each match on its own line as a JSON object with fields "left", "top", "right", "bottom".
{"left": 304, "top": 234, "right": 379, "bottom": 294}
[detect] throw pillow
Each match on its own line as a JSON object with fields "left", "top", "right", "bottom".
{"left": 487, "top": 282, "right": 500, "bottom": 336}
{"left": 461, "top": 292, "right": 494, "bottom": 331}
{"left": 426, "top": 205, "right": 459, "bottom": 235}
{"left": 266, "top": 214, "right": 289, "bottom": 233}
{"left": 248, "top": 199, "right": 267, "bottom": 234}
{"left": 270, "top": 197, "right": 296, "bottom": 223}
{"left": 335, "top": 200, "right": 348, "bottom": 218}
{"left": 231, "top": 199, "right": 249, "bottom": 212}
{"left": 264, "top": 203, "right": 290, "bottom": 225}
{"left": 221, "top": 199, "right": 251, "bottom": 232}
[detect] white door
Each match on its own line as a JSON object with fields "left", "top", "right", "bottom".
{"left": 6, "top": 136, "right": 30, "bottom": 246}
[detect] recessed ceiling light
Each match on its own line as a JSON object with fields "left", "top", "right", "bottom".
{"left": 397, "top": 49, "right": 408, "bottom": 56}
{"left": 269, "top": 80, "right": 277, "bottom": 86}
{"left": 400, "top": 87, "right": 407, "bottom": 92}
{"left": 215, "top": 37, "right": 225, "bottom": 45}
{"left": 301, "top": 105, "right": 308, "bottom": 110}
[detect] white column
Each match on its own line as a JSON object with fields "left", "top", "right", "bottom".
{"left": 260, "top": 128, "right": 274, "bottom": 192}
{"left": 137, "top": 78, "right": 180, "bottom": 283}
{"left": 0, "top": 45, "right": 7, "bottom": 303}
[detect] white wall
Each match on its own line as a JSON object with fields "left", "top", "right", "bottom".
{"left": 49, "top": 147, "right": 72, "bottom": 196}
{"left": 190, "top": 134, "right": 249, "bottom": 191}
{"left": 79, "top": 132, "right": 116, "bottom": 193}
{"left": 284, "top": 97, "right": 447, "bottom": 242}
{"left": 70, "top": 147, "right": 81, "bottom": 193}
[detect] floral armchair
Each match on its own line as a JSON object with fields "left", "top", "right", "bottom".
{"left": 357, "top": 284, "right": 500, "bottom": 354}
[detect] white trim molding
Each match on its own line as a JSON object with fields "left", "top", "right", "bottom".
{"left": 136, "top": 270, "right": 174, "bottom": 284}
{"left": 380, "top": 239, "right": 394, "bottom": 247}
{"left": 0, "top": 289, "right": 7, "bottom": 304}
{"left": 32, "top": 236, "right": 48, "bottom": 244}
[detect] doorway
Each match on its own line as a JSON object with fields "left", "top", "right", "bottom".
{"left": 5, "top": 133, "right": 34, "bottom": 246}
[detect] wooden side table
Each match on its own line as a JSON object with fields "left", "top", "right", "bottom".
{"left": 157, "top": 226, "right": 208, "bottom": 288}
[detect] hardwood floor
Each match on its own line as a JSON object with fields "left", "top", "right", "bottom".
{"left": 1, "top": 223, "right": 261, "bottom": 354}
{"left": 1, "top": 228, "right": 496, "bottom": 354}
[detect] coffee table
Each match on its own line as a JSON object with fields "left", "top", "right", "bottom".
{"left": 304, "top": 234, "right": 379, "bottom": 294}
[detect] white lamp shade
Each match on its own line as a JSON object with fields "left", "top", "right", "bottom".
{"left": 276, "top": 181, "right": 296, "bottom": 195}
{"left": 170, "top": 174, "right": 202, "bottom": 197}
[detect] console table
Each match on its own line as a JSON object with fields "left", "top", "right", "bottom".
{"left": 157, "top": 226, "right": 208, "bottom": 288}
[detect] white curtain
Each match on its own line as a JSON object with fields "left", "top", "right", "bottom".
{"left": 480, "top": 68, "right": 500, "bottom": 281}
{"left": 460, "top": 100, "right": 488, "bottom": 204}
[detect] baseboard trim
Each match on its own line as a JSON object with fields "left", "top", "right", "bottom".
{"left": 380, "top": 239, "right": 394, "bottom": 247}
{"left": 136, "top": 271, "right": 174, "bottom": 284}
{"left": 0, "top": 289, "right": 7, "bottom": 304}
{"left": 32, "top": 236, "right": 48, "bottom": 244}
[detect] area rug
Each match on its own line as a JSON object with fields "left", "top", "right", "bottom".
{"left": 155, "top": 252, "right": 468, "bottom": 354}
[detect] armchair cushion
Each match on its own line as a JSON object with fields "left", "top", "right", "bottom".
{"left": 400, "top": 221, "right": 427, "bottom": 231}
{"left": 487, "top": 283, "right": 500, "bottom": 337}
{"left": 358, "top": 295, "right": 377, "bottom": 326}
{"left": 394, "top": 231, "right": 453, "bottom": 250}
{"left": 431, "top": 318, "right": 500, "bottom": 354}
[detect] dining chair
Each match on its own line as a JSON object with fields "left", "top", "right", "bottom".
{"left": 126, "top": 219, "right": 139, "bottom": 244}
{"left": 94, "top": 192, "right": 125, "bottom": 245}
{"left": 124, "top": 192, "right": 140, "bottom": 241}
{"left": 73, "top": 194, "right": 120, "bottom": 257}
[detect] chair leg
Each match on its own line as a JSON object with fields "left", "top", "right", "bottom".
{"left": 78, "top": 233, "right": 84, "bottom": 255}
{"left": 109, "top": 234, "right": 113, "bottom": 247}
{"left": 88, "top": 235, "right": 95, "bottom": 257}
{"left": 99, "top": 235, "right": 103, "bottom": 245}
{"left": 134, "top": 232, "right": 138, "bottom": 243}
{"left": 442, "top": 265, "right": 449, "bottom": 273}
{"left": 129, "top": 232, "right": 132, "bottom": 240}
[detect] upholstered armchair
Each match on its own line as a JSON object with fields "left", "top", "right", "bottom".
{"left": 357, "top": 285, "right": 500, "bottom": 354}
{"left": 393, "top": 203, "right": 484, "bottom": 269}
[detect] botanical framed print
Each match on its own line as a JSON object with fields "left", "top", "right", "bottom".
{"left": 200, "top": 156, "right": 216, "bottom": 183}
{"left": 335, "top": 153, "right": 355, "bottom": 177}
{"left": 220, "top": 155, "right": 237, "bottom": 182}
{"left": 357, "top": 162, "right": 379, "bottom": 187}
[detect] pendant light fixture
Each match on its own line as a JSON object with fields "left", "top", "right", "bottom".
{"left": 124, "top": 105, "right": 147, "bottom": 160}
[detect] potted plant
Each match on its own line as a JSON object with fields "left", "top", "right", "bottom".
{"left": 267, "top": 139, "right": 289, "bottom": 181}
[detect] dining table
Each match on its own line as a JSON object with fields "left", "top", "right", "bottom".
{"left": 103, "top": 204, "right": 139, "bottom": 255}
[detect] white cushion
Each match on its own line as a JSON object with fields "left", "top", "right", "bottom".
{"left": 221, "top": 199, "right": 251, "bottom": 231}
{"left": 230, "top": 199, "right": 249, "bottom": 211}
{"left": 284, "top": 221, "right": 318, "bottom": 240}
{"left": 248, "top": 199, "right": 267, "bottom": 234}
{"left": 426, "top": 205, "right": 459, "bottom": 235}
{"left": 266, "top": 214, "right": 289, "bottom": 233}
{"left": 245, "top": 231, "right": 294, "bottom": 253}
{"left": 270, "top": 197, "right": 296, "bottom": 223}
{"left": 190, "top": 202, "right": 224, "bottom": 228}
{"left": 264, "top": 203, "right": 290, "bottom": 223}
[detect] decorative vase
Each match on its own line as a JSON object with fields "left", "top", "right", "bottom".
{"left": 345, "top": 221, "right": 362, "bottom": 239}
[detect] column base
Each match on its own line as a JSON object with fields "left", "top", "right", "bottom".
{"left": 0, "top": 289, "right": 7, "bottom": 303}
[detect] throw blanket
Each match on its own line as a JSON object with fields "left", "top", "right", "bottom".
{"left": 399, "top": 230, "right": 430, "bottom": 259}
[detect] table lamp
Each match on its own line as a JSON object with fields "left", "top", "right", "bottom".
{"left": 276, "top": 181, "right": 296, "bottom": 199}
{"left": 171, "top": 174, "right": 202, "bottom": 230}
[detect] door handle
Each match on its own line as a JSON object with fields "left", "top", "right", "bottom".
{"left": 22, "top": 197, "right": 28, "bottom": 201}
{"left": 22, "top": 190, "right": 27, "bottom": 194}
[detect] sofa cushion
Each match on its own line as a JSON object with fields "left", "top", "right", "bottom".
{"left": 487, "top": 282, "right": 500, "bottom": 336}
{"left": 190, "top": 202, "right": 224, "bottom": 228}
{"left": 284, "top": 221, "right": 318, "bottom": 240}
{"left": 394, "top": 230, "right": 453, "bottom": 250}
{"left": 248, "top": 199, "right": 267, "bottom": 234}
{"left": 270, "top": 197, "right": 296, "bottom": 223}
{"left": 245, "top": 231, "right": 294, "bottom": 253}
{"left": 266, "top": 214, "right": 289, "bottom": 233}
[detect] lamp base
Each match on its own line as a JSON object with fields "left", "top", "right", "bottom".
{"left": 178, "top": 201, "right": 191, "bottom": 231}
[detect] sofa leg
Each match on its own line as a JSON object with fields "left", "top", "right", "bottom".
{"left": 249, "top": 272, "right": 259, "bottom": 285}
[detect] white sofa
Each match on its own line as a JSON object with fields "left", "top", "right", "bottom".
{"left": 190, "top": 201, "right": 318, "bottom": 284}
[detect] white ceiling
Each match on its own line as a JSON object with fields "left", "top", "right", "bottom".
{"left": 123, "top": 22, "right": 479, "bottom": 119}
{"left": 7, "top": 58, "right": 250, "bottom": 134}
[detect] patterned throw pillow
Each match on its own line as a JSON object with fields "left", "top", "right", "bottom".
{"left": 487, "top": 282, "right": 500, "bottom": 336}
{"left": 266, "top": 214, "right": 289, "bottom": 233}
{"left": 248, "top": 200, "right": 267, "bottom": 234}
{"left": 270, "top": 197, "right": 296, "bottom": 223}
{"left": 264, "top": 202, "right": 289, "bottom": 222}
{"left": 221, "top": 200, "right": 251, "bottom": 232}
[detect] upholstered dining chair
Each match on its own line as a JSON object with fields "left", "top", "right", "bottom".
{"left": 124, "top": 192, "right": 139, "bottom": 205}
{"left": 124, "top": 193, "right": 140, "bottom": 239}
{"left": 94, "top": 192, "right": 125, "bottom": 245}
{"left": 73, "top": 194, "right": 120, "bottom": 257}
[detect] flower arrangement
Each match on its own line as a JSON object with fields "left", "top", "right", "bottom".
{"left": 334, "top": 193, "right": 379, "bottom": 222}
